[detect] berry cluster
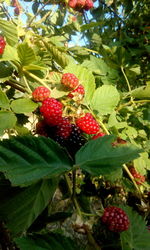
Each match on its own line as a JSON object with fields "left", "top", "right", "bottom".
{"left": 129, "top": 167, "right": 145, "bottom": 185}
{"left": 0, "top": 36, "right": 6, "bottom": 55}
{"left": 32, "top": 73, "right": 102, "bottom": 155}
{"left": 102, "top": 206, "right": 130, "bottom": 233}
{"left": 68, "top": 0, "right": 93, "bottom": 12}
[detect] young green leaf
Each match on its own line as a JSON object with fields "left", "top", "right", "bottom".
{"left": 91, "top": 85, "right": 120, "bottom": 115}
{"left": 0, "top": 179, "right": 57, "bottom": 235}
{"left": 0, "top": 87, "right": 9, "bottom": 108}
{"left": 11, "top": 98, "right": 38, "bottom": 114}
{"left": 75, "top": 135, "right": 143, "bottom": 176}
{"left": 0, "top": 19, "right": 18, "bottom": 46}
{"left": 0, "top": 111, "right": 17, "bottom": 135}
{"left": 0, "top": 136, "right": 72, "bottom": 186}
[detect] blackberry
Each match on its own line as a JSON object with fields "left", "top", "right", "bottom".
{"left": 67, "top": 124, "right": 87, "bottom": 155}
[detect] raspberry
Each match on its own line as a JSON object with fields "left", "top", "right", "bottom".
{"left": 32, "top": 86, "right": 50, "bottom": 102}
{"left": 68, "top": 0, "right": 77, "bottom": 8}
{"left": 68, "top": 84, "right": 85, "bottom": 99}
{"left": 56, "top": 117, "right": 72, "bottom": 139}
{"left": 84, "top": 0, "right": 93, "bottom": 10}
{"left": 0, "top": 36, "right": 6, "bottom": 55}
{"left": 61, "top": 73, "right": 79, "bottom": 89}
{"left": 76, "top": 113, "right": 100, "bottom": 135}
{"left": 129, "top": 167, "right": 145, "bottom": 185}
{"left": 92, "top": 132, "right": 106, "bottom": 139}
{"left": 40, "top": 98, "right": 63, "bottom": 126}
{"left": 102, "top": 206, "right": 130, "bottom": 233}
{"left": 76, "top": 0, "right": 86, "bottom": 9}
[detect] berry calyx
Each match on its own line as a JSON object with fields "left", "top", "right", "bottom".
{"left": 76, "top": 113, "right": 100, "bottom": 135}
{"left": 61, "top": 73, "right": 79, "bottom": 89}
{"left": 92, "top": 132, "right": 106, "bottom": 139}
{"left": 40, "top": 97, "right": 63, "bottom": 126}
{"left": 102, "top": 206, "right": 130, "bottom": 233}
{"left": 68, "top": 84, "right": 85, "bottom": 99}
{"left": 129, "top": 167, "right": 145, "bottom": 185}
{"left": 32, "top": 86, "right": 50, "bottom": 102}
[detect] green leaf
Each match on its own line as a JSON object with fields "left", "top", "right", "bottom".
{"left": 17, "top": 43, "right": 37, "bottom": 66}
{"left": 0, "top": 136, "right": 72, "bottom": 186}
{"left": 63, "top": 63, "right": 95, "bottom": 103}
{"left": 0, "top": 62, "right": 14, "bottom": 78}
{"left": 131, "top": 85, "right": 150, "bottom": 99}
{"left": 120, "top": 206, "right": 150, "bottom": 250}
{"left": 75, "top": 135, "right": 143, "bottom": 176}
{"left": 15, "top": 233, "right": 80, "bottom": 250}
{"left": 11, "top": 98, "right": 38, "bottom": 114}
{"left": 0, "top": 179, "right": 57, "bottom": 235}
{"left": 0, "top": 111, "right": 17, "bottom": 134}
{"left": 0, "top": 87, "right": 9, "bottom": 108}
{"left": 0, "top": 44, "right": 19, "bottom": 62}
{"left": 91, "top": 85, "right": 120, "bottom": 115}
{"left": 0, "top": 19, "right": 18, "bottom": 46}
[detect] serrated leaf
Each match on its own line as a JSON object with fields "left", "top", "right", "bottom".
{"left": 91, "top": 85, "right": 120, "bottom": 115}
{"left": 120, "top": 206, "right": 150, "bottom": 250}
{"left": 64, "top": 64, "right": 95, "bottom": 103}
{"left": 0, "top": 44, "right": 19, "bottom": 62}
{"left": 0, "top": 179, "right": 57, "bottom": 235}
{"left": 0, "top": 19, "right": 18, "bottom": 46}
{"left": 0, "top": 136, "right": 72, "bottom": 186}
{"left": 0, "top": 111, "right": 17, "bottom": 134}
{"left": 131, "top": 85, "right": 150, "bottom": 99}
{"left": 15, "top": 233, "right": 80, "bottom": 250}
{"left": 75, "top": 135, "right": 143, "bottom": 176}
{"left": 17, "top": 43, "right": 36, "bottom": 66}
{"left": 11, "top": 98, "right": 38, "bottom": 113}
{"left": 0, "top": 87, "right": 9, "bottom": 108}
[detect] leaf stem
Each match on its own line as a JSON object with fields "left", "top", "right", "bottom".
{"left": 22, "top": 75, "right": 32, "bottom": 94}
{"left": 121, "top": 66, "right": 134, "bottom": 104}
{"left": 23, "top": 70, "right": 51, "bottom": 90}
{"left": 117, "top": 99, "right": 150, "bottom": 111}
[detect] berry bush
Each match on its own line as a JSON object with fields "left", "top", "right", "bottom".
{"left": 0, "top": 0, "right": 150, "bottom": 249}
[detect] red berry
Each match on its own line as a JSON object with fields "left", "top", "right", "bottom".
{"left": 0, "top": 36, "right": 6, "bottom": 55}
{"left": 40, "top": 98, "right": 63, "bottom": 126}
{"left": 102, "top": 206, "right": 130, "bottom": 233}
{"left": 68, "top": 0, "right": 77, "bottom": 8}
{"left": 14, "top": 6, "right": 21, "bottom": 15}
{"left": 76, "top": 113, "right": 100, "bottom": 135}
{"left": 32, "top": 86, "right": 50, "bottom": 102}
{"left": 76, "top": 0, "right": 86, "bottom": 8}
{"left": 61, "top": 73, "right": 79, "bottom": 89}
{"left": 84, "top": 0, "right": 93, "bottom": 10}
{"left": 56, "top": 117, "right": 72, "bottom": 138}
{"left": 68, "top": 84, "right": 85, "bottom": 98}
{"left": 129, "top": 167, "right": 145, "bottom": 185}
{"left": 0, "top": 46, "right": 4, "bottom": 55}
{"left": 92, "top": 132, "right": 106, "bottom": 139}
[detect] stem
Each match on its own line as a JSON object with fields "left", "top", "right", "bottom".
{"left": 5, "top": 80, "right": 28, "bottom": 93}
{"left": 72, "top": 170, "right": 76, "bottom": 199}
{"left": 64, "top": 173, "right": 82, "bottom": 217}
{"left": 121, "top": 66, "right": 134, "bottom": 104}
{"left": 23, "top": 75, "right": 32, "bottom": 93}
{"left": 117, "top": 99, "right": 150, "bottom": 111}
{"left": 23, "top": 70, "right": 51, "bottom": 90}
{"left": 123, "top": 164, "right": 142, "bottom": 197}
